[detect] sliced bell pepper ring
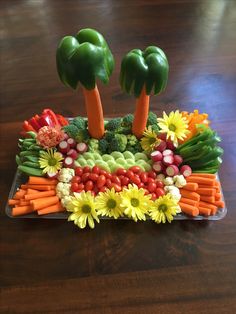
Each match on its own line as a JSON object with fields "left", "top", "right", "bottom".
{"left": 56, "top": 114, "right": 69, "bottom": 126}
{"left": 42, "top": 109, "right": 60, "bottom": 126}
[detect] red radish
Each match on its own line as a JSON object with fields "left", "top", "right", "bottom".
{"left": 162, "top": 149, "right": 173, "bottom": 156}
{"left": 67, "top": 149, "right": 78, "bottom": 160}
{"left": 63, "top": 133, "right": 69, "bottom": 141}
{"left": 46, "top": 171, "right": 58, "bottom": 179}
{"left": 166, "top": 140, "right": 176, "bottom": 150}
{"left": 58, "top": 140, "right": 70, "bottom": 154}
{"left": 162, "top": 155, "right": 174, "bottom": 166}
{"left": 76, "top": 142, "right": 88, "bottom": 153}
{"left": 154, "top": 140, "right": 167, "bottom": 152}
{"left": 150, "top": 150, "right": 163, "bottom": 162}
{"left": 63, "top": 156, "right": 74, "bottom": 168}
{"left": 173, "top": 154, "right": 183, "bottom": 166}
{"left": 180, "top": 165, "right": 192, "bottom": 177}
{"left": 158, "top": 133, "right": 167, "bottom": 141}
{"left": 152, "top": 161, "right": 164, "bottom": 173}
{"left": 166, "top": 165, "right": 179, "bottom": 177}
{"left": 156, "top": 174, "right": 165, "bottom": 182}
{"left": 67, "top": 138, "right": 76, "bottom": 148}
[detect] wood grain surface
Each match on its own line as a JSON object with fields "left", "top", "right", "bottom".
{"left": 1, "top": 0, "right": 236, "bottom": 312}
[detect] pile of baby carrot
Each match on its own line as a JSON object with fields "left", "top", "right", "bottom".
{"left": 8, "top": 176, "right": 64, "bottom": 216}
{"left": 179, "top": 173, "right": 225, "bottom": 217}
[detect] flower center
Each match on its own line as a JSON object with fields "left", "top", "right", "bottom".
{"left": 106, "top": 199, "right": 117, "bottom": 209}
{"left": 158, "top": 204, "right": 168, "bottom": 212}
{"left": 48, "top": 157, "right": 57, "bottom": 166}
{"left": 149, "top": 137, "right": 156, "bottom": 144}
{"left": 169, "top": 124, "right": 176, "bottom": 131}
{"left": 131, "top": 198, "right": 139, "bottom": 207}
{"left": 82, "top": 204, "right": 91, "bottom": 213}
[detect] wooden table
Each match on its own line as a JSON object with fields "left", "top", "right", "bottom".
{"left": 1, "top": 0, "right": 236, "bottom": 312}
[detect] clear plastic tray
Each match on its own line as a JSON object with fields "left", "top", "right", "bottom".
{"left": 5, "top": 170, "right": 227, "bottom": 221}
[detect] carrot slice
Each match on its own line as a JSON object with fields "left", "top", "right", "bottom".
{"left": 12, "top": 205, "right": 33, "bottom": 216}
{"left": 179, "top": 202, "right": 199, "bottom": 217}
{"left": 25, "top": 190, "right": 56, "bottom": 201}
{"left": 37, "top": 203, "right": 64, "bottom": 215}
{"left": 30, "top": 196, "right": 59, "bottom": 211}
{"left": 186, "top": 176, "right": 215, "bottom": 186}
{"left": 182, "top": 182, "right": 198, "bottom": 191}
{"left": 179, "top": 189, "right": 200, "bottom": 202}
{"left": 28, "top": 177, "right": 57, "bottom": 185}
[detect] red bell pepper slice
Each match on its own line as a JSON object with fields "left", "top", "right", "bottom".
{"left": 29, "top": 117, "right": 41, "bottom": 131}
{"left": 22, "top": 120, "right": 36, "bottom": 133}
{"left": 42, "top": 109, "right": 60, "bottom": 126}
{"left": 39, "top": 114, "right": 54, "bottom": 127}
{"left": 56, "top": 114, "right": 69, "bottom": 126}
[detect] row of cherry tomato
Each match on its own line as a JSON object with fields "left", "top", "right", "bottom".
{"left": 70, "top": 165, "right": 165, "bottom": 200}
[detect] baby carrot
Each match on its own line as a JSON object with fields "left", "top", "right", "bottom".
{"left": 180, "top": 197, "right": 198, "bottom": 207}
{"left": 197, "top": 188, "right": 216, "bottom": 196}
{"left": 186, "top": 176, "right": 215, "bottom": 186}
{"left": 8, "top": 199, "right": 20, "bottom": 206}
{"left": 28, "top": 176, "right": 57, "bottom": 185}
{"left": 215, "top": 193, "right": 221, "bottom": 201}
{"left": 215, "top": 201, "right": 225, "bottom": 208}
{"left": 198, "top": 206, "right": 211, "bottom": 216}
{"left": 37, "top": 203, "right": 64, "bottom": 215}
{"left": 19, "top": 200, "right": 30, "bottom": 206}
{"left": 182, "top": 182, "right": 198, "bottom": 191}
{"left": 200, "top": 195, "right": 215, "bottom": 203}
{"left": 25, "top": 190, "right": 56, "bottom": 201}
{"left": 199, "top": 201, "right": 217, "bottom": 212}
{"left": 179, "top": 202, "right": 199, "bottom": 217}
{"left": 30, "top": 196, "right": 59, "bottom": 211}
{"left": 179, "top": 189, "right": 200, "bottom": 202}
{"left": 190, "top": 173, "right": 216, "bottom": 179}
{"left": 12, "top": 205, "right": 33, "bottom": 216}
{"left": 13, "top": 189, "right": 27, "bottom": 200}
{"left": 26, "top": 188, "right": 40, "bottom": 194}
{"left": 23, "top": 185, "right": 54, "bottom": 191}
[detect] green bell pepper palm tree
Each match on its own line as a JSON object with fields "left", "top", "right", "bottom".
{"left": 56, "top": 28, "right": 114, "bottom": 139}
{"left": 120, "top": 46, "right": 169, "bottom": 138}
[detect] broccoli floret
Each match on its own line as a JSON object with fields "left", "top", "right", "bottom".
{"left": 75, "top": 129, "right": 90, "bottom": 143}
{"left": 126, "top": 141, "right": 142, "bottom": 154}
{"left": 104, "top": 131, "right": 114, "bottom": 142}
{"left": 106, "top": 118, "right": 122, "bottom": 131}
{"left": 88, "top": 139, "right": 99, "bottom": 152}
{"left": 127, "top": 134, "right": 138, "bottom": 146}
{"left": 151, "top": 124, "right": 160, "bottom": 134}
{"left": 71, "top": 116, "right": 86, "bottom": 129}
{"left": 122, "top": 114, "right": 134, "bottom": 128}
{"left": 98, "top": 139, "right": 109, "bottom": 154}
{"left": 147, "top": 112, "right": 158, "bottom": 127}
{"left": 63, "top": 124, "right": 79, "bottom": 139}
{"left": 110, "top": 134, "right": 127, "bottom": 152}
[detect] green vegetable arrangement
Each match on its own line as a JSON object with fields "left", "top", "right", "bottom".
{"left": 176, "top": 126, "right": 224, "bottom": 173}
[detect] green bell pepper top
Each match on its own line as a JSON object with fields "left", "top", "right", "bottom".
{"left": 56, "top": 28, "right": 114, "bottom": 90}
{"left": 120, "top": 46, "right": 169, "bottom": 97}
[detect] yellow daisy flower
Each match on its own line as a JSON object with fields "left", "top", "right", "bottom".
{"left": 149, "top": 193, "right": 181, "bottom": 224}
{"left": 96, "top": 188, "right": 123, "bottom": 219}
{"left": 120, "top": 184, "right": 155, "bottom": 222}
{"left": 140, "top": 126, "right": 160, "bottom": 153}
{"left": 67, "top": 191, "right": 99, "bottom": 229}
{"left": 39, "top": 149, "right": 63, "bottom": 174}
{"left": 157, "top": 110, "right": 189, "bottom": 145}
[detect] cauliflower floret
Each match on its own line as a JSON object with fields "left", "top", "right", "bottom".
{"left": 61, "top": 195, "right": 73, "bottom": 209}
{"left": 173, "top": 175, "right": 186, "bottom": 188}
{"left": 57, "top": 168, "right": 75, "bottom": 183}
{"left": 56, "top": 182, "right": 71, "bottom": 199}
{"left": 164, "top": 185, "right": 181, "bottom": 202}
{"left": 163, "top": 177, "right": 174, "bottom": 186}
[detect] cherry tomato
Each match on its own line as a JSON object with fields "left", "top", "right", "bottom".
{"left": 147, "top": 177, "right": 155, "bottom": 184}
{"left": 126, "top": 170, "right": 134, "bottom": 179}
{"left": 77, "top": 183, "right": 85, "bottom": 191}
{"left": 140, "top": 172, "right": 148, "bottom": 183}
{"left": 121, "top": 176, "right": 129, "bottom": 186}
{"left": 97, "top": 175, "right": 106, "bottom": 188}
{"left": 83, "top": 166, "right": 91, "bottom": 173}
{"left": 71, "top": 182, "right": 79, "bottom": 192}
{"left": 85, "top": 180, "right": 94, "bottom": 191}
{"left": 138, "top": 182, "right": 145, "bottom": 188}
{"left": 151, "top": 193, "right": 157, "bottom": 200}
{"left": 99, "top": 186, "right": 107, "bottom": 193}
{"left": 81, "top": 172, "right": 90, "bottom": 183}
{"left": 119, "top": 175, "right": 125, "bottom": 181}
{"left": 148, "top": 170, "right": 157, "bottom": 179}
{"left": 155, "top": 180, "right": 164, "bottom": 189}
{"left": 92, "top": 166, "right": 100, "bottom": 175}
{"left": 129, "top": 166, "right": 141, "bottom": 174}
{"left": 99, "top": 169, "right": 107, "bottom": 176}
{"left": 75, "top": 167, "right": 83, "bottom": 176}
{"left": 89, "top": 173, "right": 99, "bottom": 182}
{"left": 147, "top": 182, "right": 157, "bottom": 193}
{"left": 111, "top": 183, "right": 122, "bottom": 192}
{"left": 106, "top": 179, "right": 113, "bottom": 189}
{"left": 156, "top": 188, "right": 165, "bottom": 198}
{"left": 116, "top": 168, "right": 127, "bottom": 176}
{"left": 111, "top": 175, "right": 121, "bottom": 185}
{"left": 143, "top": 188, "right": 149, "bottom": 195}
{"left": 105, "top": 172, "right": 112, "bottom": 180}
{"left": 130, "top": 174, "right": 141, "bottom": 185}
{"left": 71, "top": 176, "right": 81, "bottom": 184}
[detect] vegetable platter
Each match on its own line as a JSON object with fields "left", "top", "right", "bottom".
{"left": 6, "top": 28, "right": 227, "bottom": 229}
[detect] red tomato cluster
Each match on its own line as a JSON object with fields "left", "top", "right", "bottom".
{"left": 70, "top": 166, "right": 165, "bottom": 200}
